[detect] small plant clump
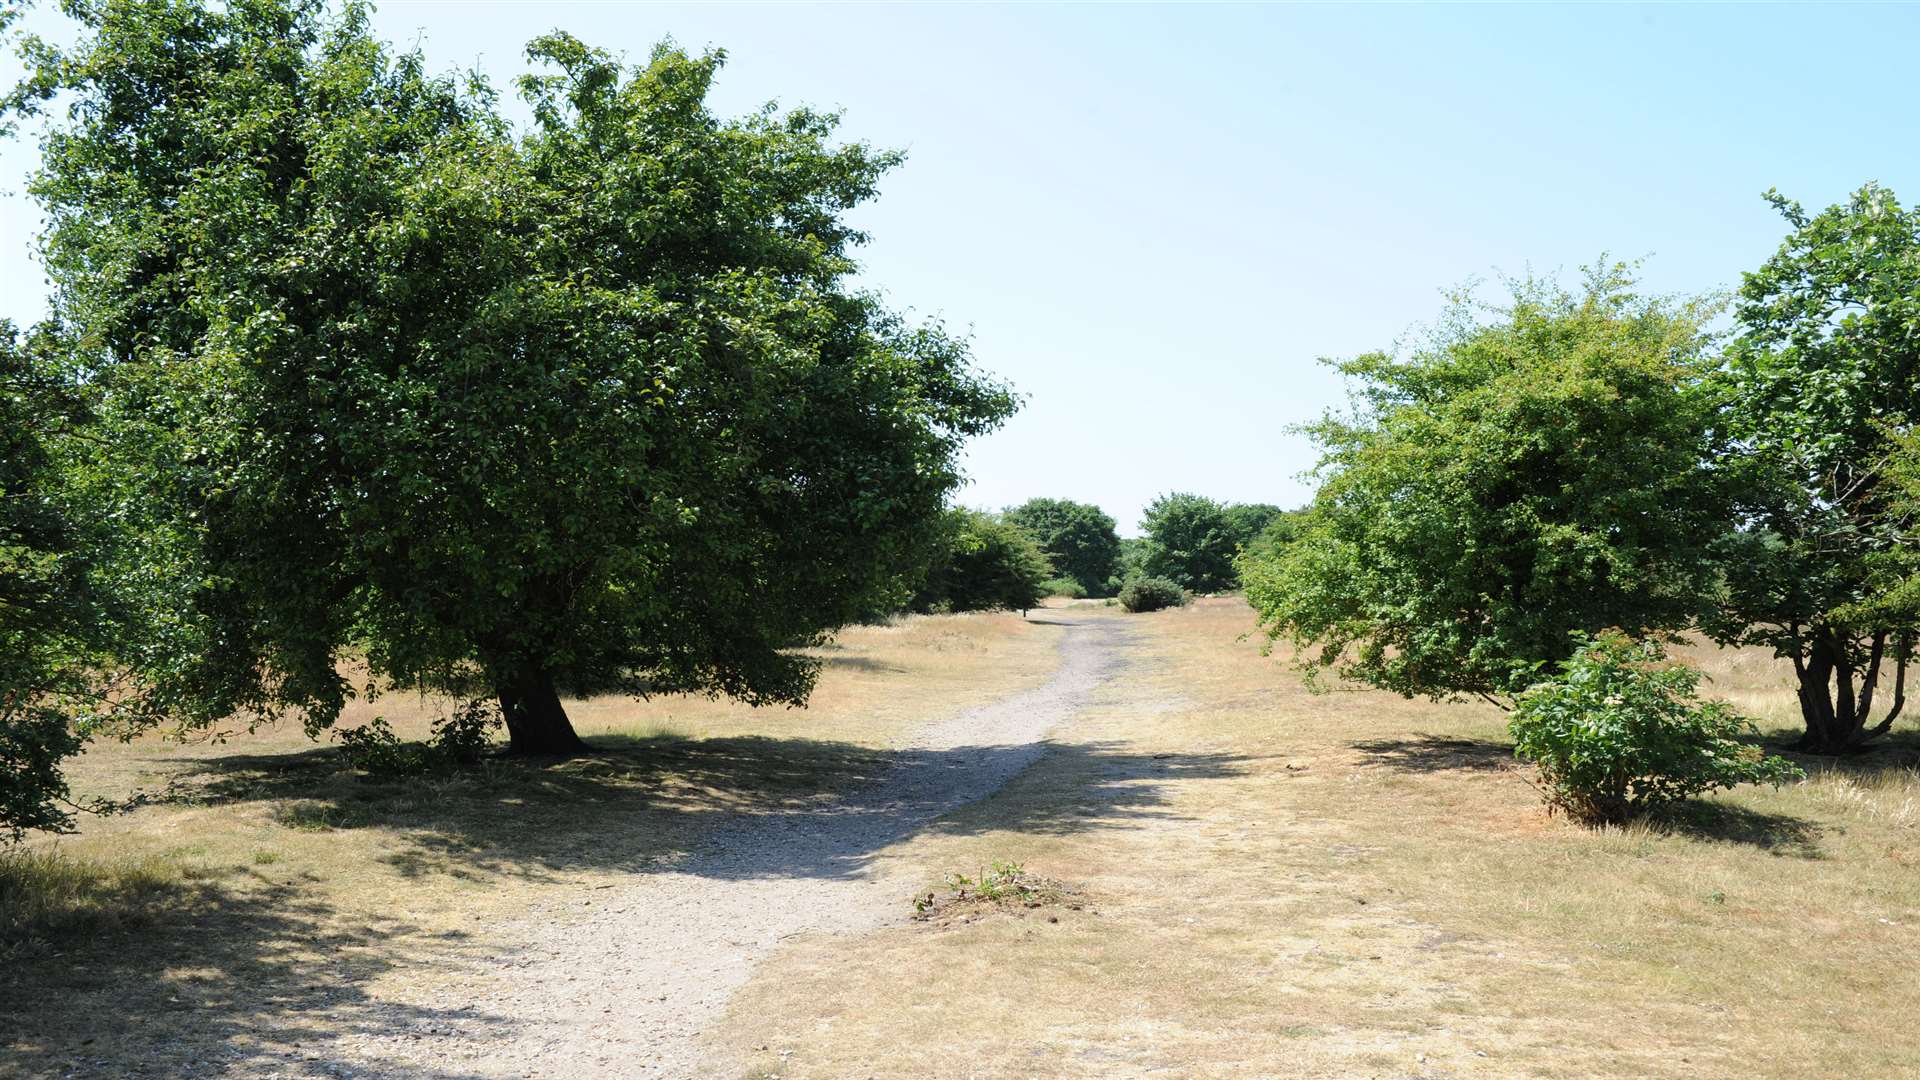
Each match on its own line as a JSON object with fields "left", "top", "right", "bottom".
{"left": 912, "top": 860, "right": 1070, "bottom": 920}
{"left": 1119, "top": 576, "right": 1189, "bottom": 613}
{"left": 1509, "top": 632, "right": 1805, "bottom": 825}
{"left": 334, "top": 701, "right": 500, "bottom": 778}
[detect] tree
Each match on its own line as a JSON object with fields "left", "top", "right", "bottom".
{"left": 8, "top": 1, "right": 1016, "bottom": 756}
{"left": 911, "top": 509, "right": 1052, "bottom": 614}
{"left": 1704, "top": 184, "right": 1920, "bottom": 753}
{"left": 1239, "top": 507, "right": 1310, "bottom": 562}
{"left": 1138, "top": 493, "right": 1239, "bottom": 593}
{"left": 1003, "top": 498, "right": 1120, "bottom": 596}
{"left": 0, "top": 322, "right": 172, "bottom": 838}
{"left": 1221, "top": 503, "right": 1284, "bottom": 549}
{"left": 0, "top": 324, "right": 95, "bottom": 838}
{"left": 1244, "top": 269, "right": 1727, "bottom": 704}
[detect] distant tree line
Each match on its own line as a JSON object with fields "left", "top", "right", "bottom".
{"left": 893, "top": 492, "right": 1304, "bottom": 620}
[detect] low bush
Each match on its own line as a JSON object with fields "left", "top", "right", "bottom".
{"left": 335, "top": 701, "right": 499, "bottom": 778}
{"left": 1040, "top": 577, "right": 1087, "bottom": 599}
{"left": 1119, "top": 576, "right": 1188, "bottom": 613}
{"left": 1509, "top": 633, "right": 1804, "bottom": 824}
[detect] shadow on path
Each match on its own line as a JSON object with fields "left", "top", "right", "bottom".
{"left": 7, "top": 732, "right": 1243, "bottom": 1077}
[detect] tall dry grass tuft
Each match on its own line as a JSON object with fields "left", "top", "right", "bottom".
{"left": 0, "top": 847, "right": 183, "bottom": 943}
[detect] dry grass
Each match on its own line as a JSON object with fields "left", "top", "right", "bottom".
{"left": 716, "top": 599, "right": 1920, "bottom": 1079}
{"left": 0, "top": 610, "right": 1061, "bottom": 1078}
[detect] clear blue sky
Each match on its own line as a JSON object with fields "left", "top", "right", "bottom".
{"left": 4, "top": 2, "right": 1917, "bottom": 534}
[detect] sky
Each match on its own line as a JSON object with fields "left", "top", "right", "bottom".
{"left": 4, "top": 2, "right": 1918, "bottom": 534}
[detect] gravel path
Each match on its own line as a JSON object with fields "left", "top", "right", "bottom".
{"left": 345, "top": 613, "right": 1131, "bottom": 1079}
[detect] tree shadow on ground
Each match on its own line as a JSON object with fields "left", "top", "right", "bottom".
{"left": 1769, "top": 727, "right": 1920, "bottom": 775}
{"left": 2, "top": 867, "right": 501, "bottom": 1079}
{"left": 151, "top": 734, "right": 1246, "bottom": 884}
{"left": 1348, "top": 734, "right": 1516, "bottom": 773}
{"left": 7, "top": 733, "right": 1243, "bottom": 1074}
{"left": 1643, "top": 800, "right": 1826, "bottom": 858}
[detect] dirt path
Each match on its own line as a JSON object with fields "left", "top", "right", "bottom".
{"left": 344, "top": 613, "right": 1131, "bottom": 1079}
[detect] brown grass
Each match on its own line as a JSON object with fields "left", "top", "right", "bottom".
{"left": 0, "top": 610, "right": 1061, "bottom": 1078}
{"left": 716, "top": 599, "right": 1920, "bottom": 1079}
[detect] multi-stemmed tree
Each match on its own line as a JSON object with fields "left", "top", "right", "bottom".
{"left": 1705, "top": 185, "right": 1920, "bottom": 752}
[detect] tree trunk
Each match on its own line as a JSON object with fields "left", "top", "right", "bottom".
{"left": 497, "top": 666, "right": 587, "bottom": 756}
{"left": 1790, "top": 630, "right": 1906, "bottom": 755}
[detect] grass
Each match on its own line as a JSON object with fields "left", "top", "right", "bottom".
{"left": 714, "top": 599, "right": 1920, "bottom": 1079}
{"left": 8, "top": 599, "right": 1918, "bottom": 1077}
{"left": 1, "top": 609, "right": 1063, "bottom": 1078}
{"left": 0, "top": 848, "right": 184, "bottom": 946}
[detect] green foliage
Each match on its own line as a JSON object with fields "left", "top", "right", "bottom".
{"left": 1246, "top": 267, "right": 1727, "bottom": 703}
{"left": 1139, "top": 493, "right": 1240, "bottom": 593}
{"left": 913, "top": 860, "right": 1062, "bottom": 916}
{"left": 1003, "top": 498, "right": 1121, "bottom": 597}
{"left": 912, "top": 509, "right": 1052, "bottom": 614}
{"left": 7, "top": 1, "right": 1016, "bottom": 756}
{"left": 1704, "top": 184, "right": 1920, "bottom": 752}
{"left": 1221, "top": 503, "right": 1285, "bottom": 549}
{"left": 334, "top": 701, "right": 499, "bottom": 778}
{"left": 0, "top": 322, "right": 166, "bottom": 839}
{"left": 1510, "top": 633, "right": 1804, "bottom": 825}
{"left": 1040, "top": 577, "right": 1087, "bottom": 600}
{"left": 1118, "top": 576, "right": 1188, "bottom": 614}
{"left": 1110, "top": 536, "right": 1150, "bottom": 593}
{"left": 1239, "top": 507, "right": 1310, "bottom": 563}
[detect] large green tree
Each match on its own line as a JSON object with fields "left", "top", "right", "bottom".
{"left": 1245, "top": 269, "right": 1727, "bottom": 703}
{"left": 8, "top": 0, "right": 1015, "bottom": 756}
{"left": 1003, "top": 497, "right": 1120, "bottom": 596}
{"left": 1705, "top": 185, "right": 1920, "bottom": 753}
{"left": 1138, "top": 492, "right": 1239, "bottom": 593}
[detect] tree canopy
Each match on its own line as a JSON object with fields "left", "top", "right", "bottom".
{"left": 1703, "top": 184, "right": 1920, "bottom": 752}
{"left": 6, "top": 0, "right": 1016, "bottom": 757}
{"left": 1003, "top": 498, "right": 1121, "bottom": 596}
{"left": 910, "top": 508, "right": 1052, "bottom": 615}
{"left": 1138, "top": 493, "right": 1240, "bottom": 593}
{"left": 1243, "top": 269, "right": 1727, "bottom": 703}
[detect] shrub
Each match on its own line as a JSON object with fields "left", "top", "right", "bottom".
{"left": 1041, "top": 577, "right": 1087, "bottom": 599}
{"left": 1509, "top": 633, "right": 1804, "bottom": 824}
{"left": 1119, "top": 576, "right": 1188, "bottom": 613}
{"left": 335, "top": 701, "right": 500, "bottom": 778}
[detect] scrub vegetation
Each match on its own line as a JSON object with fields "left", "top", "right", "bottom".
{"left": 1, "top": 1, "right": 1917, "bottom": 1077}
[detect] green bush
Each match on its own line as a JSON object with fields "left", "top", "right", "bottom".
{"left": 1118, "top": 576, "right": 1188, "bottom": 613}
{"left": 335, "top": 701, "right": 500, "bottom": 778}
{"left": 1509, "top": 633, "right": 1804, "bottom": 824}
{"left": 1040, "top": 577, "right": 1087, "bottom": 599}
